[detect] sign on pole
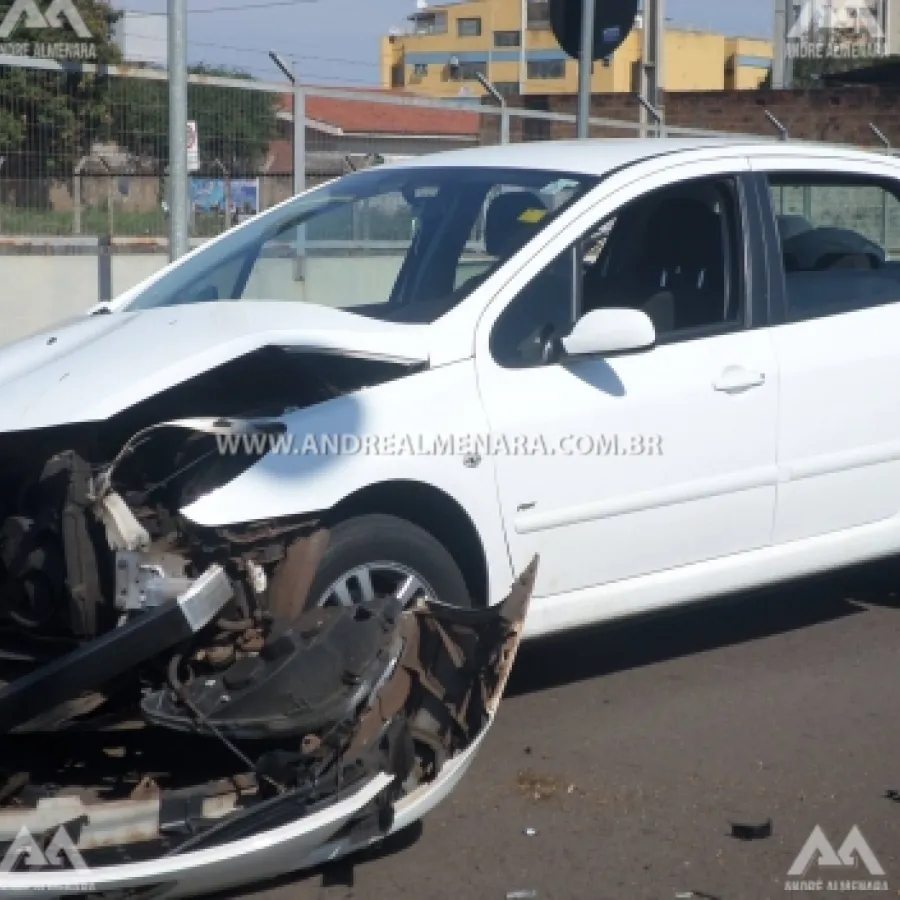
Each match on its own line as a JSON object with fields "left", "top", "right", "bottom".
{"left": 187, "top": 120, "right": 199, "bottom": 172}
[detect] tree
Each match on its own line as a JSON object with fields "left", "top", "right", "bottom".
{"left": 108, "top": 63, "right": 279, "bottom": 176}
{"left": 0, "top": 0, "right": 121, "bottom": 181}
{"left": 0, "top": 0, "right": 278, "bottom": 190}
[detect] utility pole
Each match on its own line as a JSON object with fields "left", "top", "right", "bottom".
{"left": 576, "top": 0, "right": 596, "bottom": 138}
{"left": 639, "top": 0, "right": 664, "bottom": 137}
{"left": 773, "top": 0, "right": 787, "bottom": 88}
{"left": 168, "top": 0, "right": 189, "bottom": 261}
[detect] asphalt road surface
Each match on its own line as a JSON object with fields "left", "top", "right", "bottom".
{"left": 240, "top": 561, "right": 900, "bottom": 900}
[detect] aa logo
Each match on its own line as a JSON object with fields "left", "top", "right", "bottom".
{"left": 0, "top": 824, "right": 89, "bottom": 872}
{"left": 787, "top": 0, "right": 886, "bottom": 42}
{"left": 0, "top": 0, "right": 92, "bottom": 40}
{"left": 787, "top": 825, "right": 885, "bottom": 877}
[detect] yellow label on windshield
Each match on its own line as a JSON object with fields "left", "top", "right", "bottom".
{"left": 518, "top": 208, "right": 547, "bottom": 224}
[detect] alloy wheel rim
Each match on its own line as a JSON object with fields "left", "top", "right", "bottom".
{"left": 315, "top": 561, "right": 436, "bottom": 609}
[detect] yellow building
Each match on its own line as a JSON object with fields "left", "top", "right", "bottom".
{"left": 380, "top": 0, "right": 773, "bottom": 97}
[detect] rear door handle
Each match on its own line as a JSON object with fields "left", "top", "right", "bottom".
{"left": 713, "top": 366, "right": 766, "bottom": 394}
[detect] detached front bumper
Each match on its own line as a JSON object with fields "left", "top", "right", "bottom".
{"left": 0, "top": 548, "right": 537, "bottom": 899}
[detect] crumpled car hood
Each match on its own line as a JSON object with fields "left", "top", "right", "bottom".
{"left": 0, "top": 302, "right": 430, "bottom": 433}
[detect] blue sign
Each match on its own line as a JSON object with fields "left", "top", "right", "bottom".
{"left": 189, "top": 178, "right": 260, "bottom": 214}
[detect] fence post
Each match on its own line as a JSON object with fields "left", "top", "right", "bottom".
{"left": 97, "top": 234, "right": 112, "bottom": 303}
{"left": 500, "top": 106, "right": 511, "bottom": 144}
{"left": 72, "top": 159, "right": 85, "bottom": 236}
{"left": 869, "top": 124, "right": 891, "bottom": 251}
{"left": 764, "top": 110, "right": 789, "bottom": 141}
{"left": 637, "top": 95, "right": 665, "bottom": 138}
{"left": 294, "top": 82, "right": 307, "bottom": 282}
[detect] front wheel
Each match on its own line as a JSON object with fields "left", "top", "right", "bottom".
{"left": 304, "top": 514, "right": 472, "bottom": 611}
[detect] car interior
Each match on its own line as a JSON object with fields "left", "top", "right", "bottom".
{"left": 382, "top": 185, "right": 554, "bottom": 324}
{"left": 489, "top": 178, "right": 744, "bottom": 369}
{"left": 581, "top": 179, "right": 743, "bottom": 338}
{"left": 773, "top": 210, "right": 900, "bottom": 323}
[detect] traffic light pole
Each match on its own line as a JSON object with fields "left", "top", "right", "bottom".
{"left": 576, "top": 0, "right": 596, "bottom": 138}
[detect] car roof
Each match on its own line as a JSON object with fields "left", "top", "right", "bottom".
{"left": 391, "top": 136, "right": 900, "bottom": 179}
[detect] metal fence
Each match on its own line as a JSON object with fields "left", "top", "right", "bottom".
{"left": 0, "top": 52, "right": 899, "bottom": 345}
{"left": 0, "top": 53, "right": 290, "bottom": 238}
{"left": 2, "top": 52, "right": 900, "bottom": 241}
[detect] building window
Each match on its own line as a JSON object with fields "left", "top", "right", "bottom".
{"left": 527, "top": 0, "right": 550, "bottom": 29}
{"left": 495, "top": 81, "right": 519, "bottom": 97}
{"left": 527, "top": 59, "right": 565, "bottom": 79}
{"left": 413, "top": 63, "right": 429, "bottom": 76}
{"left": 391, "top": 62, "right": 405, "bottom": 87}
{"left": 457, "top": 17, "right": 482, "bottom": 37}
{"left": 494, "top": 29, "right": 521, "bottom": 47}
{"left": 411, "top": 11, "right": 448, "bottom": 35}
{"left": 450, "top": 59, "right": 488, "bottom": 80}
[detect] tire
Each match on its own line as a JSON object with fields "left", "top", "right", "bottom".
{"left": 304, "top": 514, "right": 472, "bottom": 612}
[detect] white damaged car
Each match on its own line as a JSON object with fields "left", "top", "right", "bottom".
{"left": 3, "top": 136, "right": 900, "bottom": 894}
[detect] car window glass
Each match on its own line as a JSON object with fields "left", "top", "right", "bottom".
{"left": 124, "top": 166, "right": 598, "bottom": 325}
{"left": 489, "top": 247, "right": 576, "bottom": 369}
{"left": 767, "top": 174, "right": 900, "bottom": 323}
{"left": 242, "top": 191, "right": 415, "bottom": 309}
{"left": 490, "top": 176, "right": 744, "bottom": 369}
{"left": 583, "top": 178, "right": 743, "bottom": 336}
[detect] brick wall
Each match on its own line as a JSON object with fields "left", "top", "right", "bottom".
{"left": 481, "top": 87, "right": 900, "bottom": 147}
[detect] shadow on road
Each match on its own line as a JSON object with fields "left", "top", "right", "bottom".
{"left": 211, "top": 821, "right": 425, "bottom": 900}
{"left": 507, "top": 558, "right": 900, "bottom": 698}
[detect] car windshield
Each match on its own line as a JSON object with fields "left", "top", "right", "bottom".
{"left": 123, "top": 165, "right": 599, "bottom": 324}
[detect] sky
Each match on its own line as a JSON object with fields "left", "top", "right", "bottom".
{"left": 116, "top": 0, "right": 774, "bottom": 86}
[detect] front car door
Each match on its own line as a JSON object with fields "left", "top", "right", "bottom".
{"left": 750, "top": 153, "right": 900, "bottom": 547}
{"left": 474, "top": 156, "right": 780, "bottom": 634}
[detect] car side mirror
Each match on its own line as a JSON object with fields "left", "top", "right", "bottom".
{"left": 561, "top": 308, "right": 656, "bottom": 359}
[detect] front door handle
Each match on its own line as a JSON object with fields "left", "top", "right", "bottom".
{"left": 713, "top": 365, "right": 766, "bottom": 394}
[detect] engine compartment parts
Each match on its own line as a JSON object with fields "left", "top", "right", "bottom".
{"left": 0, "top": 564, "right": 232, "bottom": 734}
{"left": 0, "top": 386, "right": 537, "bottom": 897}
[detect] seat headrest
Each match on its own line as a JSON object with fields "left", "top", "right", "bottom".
{"left": 782, "top": 226, "right": 885, "bottom": 270}
{"left": 485, "top": 191, "right": 547, "bottom": 259}
{"left": 642, "top": 197, "right": 722, "bottom": 268}
{"left": 777, "top": 214, "right": 814, "bottom": 242}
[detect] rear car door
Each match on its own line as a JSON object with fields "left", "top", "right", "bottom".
{"left": 750, "top": 155, "right": 900, "bottom": 544}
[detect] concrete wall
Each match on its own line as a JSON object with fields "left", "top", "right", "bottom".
{"left": 0, "top": 248, "right": 491, "bottom": 347}
{"left": 482, "top": 85, "right": 900, "bottom": 144}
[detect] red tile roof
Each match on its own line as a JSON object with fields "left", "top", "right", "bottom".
{"left": 279, "top": 88, "right": 481, "bottom": 137}
{"left": 267, "top": 138, "right": 293, "bottom": 175}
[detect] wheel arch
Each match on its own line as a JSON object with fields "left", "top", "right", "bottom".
{"left": 323, "top": 480, "right": 490, "bottom": 607}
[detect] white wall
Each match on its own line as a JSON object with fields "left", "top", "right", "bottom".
{"left": 0, "top": 253, "right": 491, "bottom": 346}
